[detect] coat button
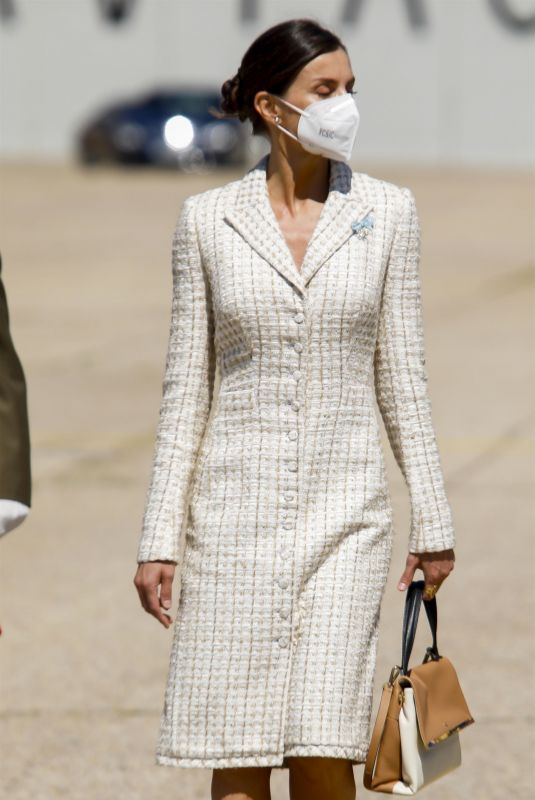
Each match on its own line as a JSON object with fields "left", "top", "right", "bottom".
{"left": 284, "top": 492, "right": 295, "bottom": 502}
{"left": 294, "top": 342, "right": 303, "bottom": 352}
{"left": 294, "top": 312, "right": 304, "bottom": 323}
{"left": 283, "top": 521, "right": 294, "bottom": 530}
{"left": 279, "top": 607, "right": 290, "bottom": 619}
{"left": 278, "top": 576, "right": 289, "bottom": 589}
{"left": 287, "top": 460, "right": 298, "bottom": 472}
{"left": 287, "top": 430, "right": 298, "bottom": 440}
{"left": 278, "top": 636, "right": 289, "bottom": 648}
{"left": 291, "top": 400, "right": 300, "bottom": 411}
{"left": 293, "top": 370, "right": 301, "bottom": 381}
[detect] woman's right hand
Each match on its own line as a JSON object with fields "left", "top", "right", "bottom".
{"left": 133, "top": 560, "right": 176, "bottom": 628}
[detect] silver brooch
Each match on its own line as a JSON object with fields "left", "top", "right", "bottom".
{"left": 351, "top": 212, "right": 375, "bottom": 239}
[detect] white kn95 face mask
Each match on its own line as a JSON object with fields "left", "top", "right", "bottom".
{"left": 271, "top": 92, "right": 360, "bottom": 163}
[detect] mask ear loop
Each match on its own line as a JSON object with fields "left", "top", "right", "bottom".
{"left": 270, "top": 94, "right": 310, "bottom": 142}
{"left": 272, "top": 95, "right": 310, "bottom": 117}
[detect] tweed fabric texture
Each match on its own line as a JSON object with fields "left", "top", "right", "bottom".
{"left": 137, "top": 154, "right": 456, "bottom": 769}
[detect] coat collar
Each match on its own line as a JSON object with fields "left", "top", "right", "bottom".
{"left": 223, "top": 153, "right": 374, "bottom": 294}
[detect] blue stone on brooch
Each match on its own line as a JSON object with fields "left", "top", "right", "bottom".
{"left": 351, "top": 213, "right": 375, "bottom": 239}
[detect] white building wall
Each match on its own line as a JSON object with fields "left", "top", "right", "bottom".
{"left": 0, "top": 0, "right": 534, "bottom": 167}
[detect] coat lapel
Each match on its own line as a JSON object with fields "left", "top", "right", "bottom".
{"left": 223, "top": 153, "right": 374, "bottom": 294}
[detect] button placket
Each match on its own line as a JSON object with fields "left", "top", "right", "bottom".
{"left": 275, "top": 303, "right": 304, "bottom": 652}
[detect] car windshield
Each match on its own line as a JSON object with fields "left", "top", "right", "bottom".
{"left": 149, "top": 93, "right": 221, "bottom": 116}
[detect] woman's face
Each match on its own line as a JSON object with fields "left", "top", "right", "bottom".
{"left": 257, "top": 47, "right": 357, "bottom": 139}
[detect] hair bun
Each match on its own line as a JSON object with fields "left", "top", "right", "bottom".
{"left": 220, "top": 70, "right": 242, "bottom": 118}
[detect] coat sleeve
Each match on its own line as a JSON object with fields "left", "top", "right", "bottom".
{"left": 0, "top": 252, "right": 32, "bottom": 509}
{"left": 373, "top": 187, "right": 456, "bottom": 554}
{"left": 137, "top": 196, "right": 216, "bottom": 564}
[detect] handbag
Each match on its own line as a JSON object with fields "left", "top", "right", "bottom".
{"left": 363, "top": 579, "right": 475, "bottom": 794}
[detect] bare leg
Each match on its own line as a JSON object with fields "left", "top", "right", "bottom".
{"left": 211, "top": 766, "right": 272, "bottom": 800}
{"left": 287, "top": 756, "right": 356, "bottom": 800}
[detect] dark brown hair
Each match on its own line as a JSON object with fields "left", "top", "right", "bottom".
{"left": 212, "top": 18, "right": 347, "bottom": 136}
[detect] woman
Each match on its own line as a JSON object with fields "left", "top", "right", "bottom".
{"left": 133, "top": 18, "right": 456, "bottom": 800}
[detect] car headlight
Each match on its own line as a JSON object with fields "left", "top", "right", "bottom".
{"left": 163, "top": 115, "right": 195, "bottom": 151}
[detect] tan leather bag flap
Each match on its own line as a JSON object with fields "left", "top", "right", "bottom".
{"left": 400, "top": 655, "right": 475, "bottom": 750}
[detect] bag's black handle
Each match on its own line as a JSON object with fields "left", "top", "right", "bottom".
{"left": 400, "top": 579, "right": 440, "bottom": 675}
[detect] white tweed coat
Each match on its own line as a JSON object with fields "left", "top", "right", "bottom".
{"left": 136, "top": 152, "right": 456, "bottom": 769}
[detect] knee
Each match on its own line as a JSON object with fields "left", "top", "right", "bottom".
{"left": 287, "top": 756, "right": 355, "bottom": 796}
{"left": 211, "top": 766, "right": 271, "bottom": 800}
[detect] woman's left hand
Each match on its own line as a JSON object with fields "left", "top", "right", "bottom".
{"left": 398, "top": 549, "right": 455, "bottom": 600}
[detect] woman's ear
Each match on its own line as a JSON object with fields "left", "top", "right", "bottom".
{"left": 254, "top": 91, "right": 281, "bottom": 130}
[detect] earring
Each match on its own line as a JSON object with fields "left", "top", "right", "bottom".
{"left": 274, "top": 115, "right": 281, "bottom": 123}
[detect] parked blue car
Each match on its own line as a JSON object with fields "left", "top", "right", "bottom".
{"left": 77, "top": 86, "right": 251, "bottom": 168}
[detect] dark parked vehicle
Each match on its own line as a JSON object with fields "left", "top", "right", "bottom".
{"left": 76, "top": 86, "right": 252, "bottom": 169}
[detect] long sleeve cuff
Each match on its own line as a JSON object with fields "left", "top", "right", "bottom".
{"left": 0, "top": 499, "right": 30, "bottom": 536}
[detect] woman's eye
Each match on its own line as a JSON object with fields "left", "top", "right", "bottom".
{"left": 316, "top": 87, "right": 358, "bottom": 96}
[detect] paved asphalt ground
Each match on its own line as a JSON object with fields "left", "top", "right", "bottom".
{"left": 0, "top": 159, "right": 533, "bottom": 799}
